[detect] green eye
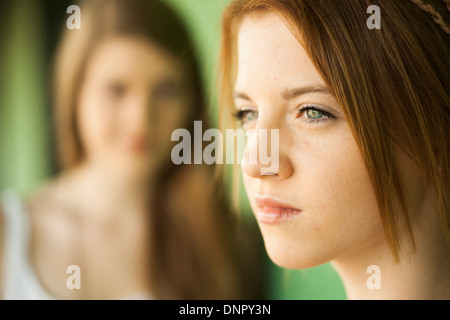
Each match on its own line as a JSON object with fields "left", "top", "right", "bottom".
{"left": 306, "top": 108, "right": 324, "bottom": 119}
{"left": 234, "top": 109, "right": 258, "bottom": 123}
{"left": 297, "top": 105, "right": 335, "bottom": 124}
{"left": 243, "top": 110, "right": 258, "bottom": 121}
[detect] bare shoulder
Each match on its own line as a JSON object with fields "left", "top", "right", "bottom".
{"left": 28, "top": 176, "right": 82, "bottom": 253}
{"left": 28, "top": 176, "right": 76, "bottom": 222}
{"left": 27, "top": 177, "right": 83, "bottom": 299}
{"left": 28, "top": 178, "right": 62, "bottom": 214}
{"left": 28, "top": 176, "right": 78, "bottom": 242}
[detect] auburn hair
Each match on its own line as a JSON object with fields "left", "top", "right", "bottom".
{"left": 218, "top": 0, "right": 450, "bottom": 261}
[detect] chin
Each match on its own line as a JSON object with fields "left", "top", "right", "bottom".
{"left": 263, "top": 235, "right": 335, "bottom": 270}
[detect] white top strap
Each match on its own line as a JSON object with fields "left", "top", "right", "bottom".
{"left": 1, "top": 190, "right": 55, "bottom": 300}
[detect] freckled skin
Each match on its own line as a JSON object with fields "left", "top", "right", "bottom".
{"left": 236, "top": 12, "right": 386, "bottom": 269}
{"left": 234, "top": 11, "right": 450, "bottom": 300}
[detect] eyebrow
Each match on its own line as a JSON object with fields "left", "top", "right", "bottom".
{"left": 233, "top": 91, "right": 252, "bottom": 100}
{"left": 280, "top": 85, "right": 331, "bottom": 100}
{"left": 233, "top": 85, "right": 331, "bottom": 102}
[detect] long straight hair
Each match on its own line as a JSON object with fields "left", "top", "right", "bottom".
{"left": 53, "top": 0, "right": 244, "bottom": 299}
{"left": 218, "top": 0, "right": 450, "bottom": 261}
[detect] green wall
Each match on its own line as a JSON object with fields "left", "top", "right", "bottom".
{"left": 0, "top": 0, "right": 346, "bottom": 300}
{"left": 0, "top": 0, "right": 50, "bottom": 196}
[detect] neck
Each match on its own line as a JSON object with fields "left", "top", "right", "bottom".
{"left": 332, "top": 200, "right": 450, "bottom": 300}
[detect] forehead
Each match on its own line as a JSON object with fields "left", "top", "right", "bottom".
{"left": 85, "top": 36, "right": 181, "bottom": 80}
{"left": 235, "top": 12, "right": 323, "bottom": 92}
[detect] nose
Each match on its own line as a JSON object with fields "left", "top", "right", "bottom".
{"left": 241, "top": 120, "right": 293, "bottom": 180}
{"left": 125, "top": 94, "right": 152, "bottom": 132}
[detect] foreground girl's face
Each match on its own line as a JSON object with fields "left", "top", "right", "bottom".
{"left": 235, "top": 12, "right": 385, "bottom": 268}
{"left": 77, "top": 36, "right": 191, "bottom": 178}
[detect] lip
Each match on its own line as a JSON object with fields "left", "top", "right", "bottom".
{"left": 254, "top": 194, "right": 302, "bottom": 225}
{"left": 125, "top": 136, "right": 152, "bottom": 154}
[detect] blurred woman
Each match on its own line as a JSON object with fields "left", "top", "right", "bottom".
{"left": 1, "top": 0, "right": 253, "bottom": 299}
{"left": 218, "top": 0, "right": 450, "bottom": 299}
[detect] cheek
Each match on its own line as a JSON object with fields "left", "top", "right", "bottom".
{"left": 301, "top": 131, "right": 379, "bottom": 223}
{"left": 301, "top": 142, "right": 382, "bottom": 246}
{"left": 77, "top": 91, "right": 119, "bottom": 157}
{"left": 246, "top": 126, "right": 385, "bottom": 269}
{"left": 300, "top": 134, "right": 383, "bottom": 264}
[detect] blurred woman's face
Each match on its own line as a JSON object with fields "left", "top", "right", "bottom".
{"left": 235, "top": 12, "right": 387, "bottom": 269}
{"left": 77, "top": 36, "right": 192, "bottom": 178}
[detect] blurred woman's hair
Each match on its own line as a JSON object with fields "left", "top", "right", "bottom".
{"left": 53, "top": 0, "right": 249, "bottom": 299}
{"left": 218, "top": 0, "right": 450, "bottom": 261}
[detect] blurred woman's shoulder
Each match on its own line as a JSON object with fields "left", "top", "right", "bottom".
{"left": 26, "top": 175, "right": 86, "bottom": 299}
{"left": 27, "top": 177, "right": 64, "bottom": 218}
{"left": 29, "top": 178, "right": 59, "bottom": 210}
{"left": 28, "top": 174, "right": 81, "bottom": 255}
{"left": 28, "top": 174, "right": 81, "bottom": 250}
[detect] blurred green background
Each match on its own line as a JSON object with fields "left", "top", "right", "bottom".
{"left": 0, "top": 0, "right": 346, "bottom": 300}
